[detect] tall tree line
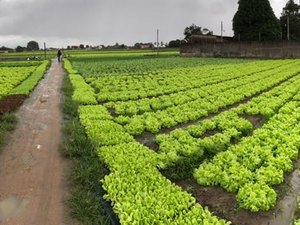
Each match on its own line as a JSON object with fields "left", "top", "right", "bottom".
{"left": 233, "top": 0, "right": 300, "bottom": 41}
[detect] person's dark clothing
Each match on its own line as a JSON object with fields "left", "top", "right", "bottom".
{"left": 57, "top": 50, "right": 62, "bottom": 62}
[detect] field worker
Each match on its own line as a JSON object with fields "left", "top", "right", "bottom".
{"left": 57, "top": 49, "right": 63, "bottom": 62}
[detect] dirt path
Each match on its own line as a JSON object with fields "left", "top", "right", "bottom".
{"left": 0, "top": 60, "right": 71, "bottom": 225}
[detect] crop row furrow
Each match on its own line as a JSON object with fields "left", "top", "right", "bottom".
{"left": 155, "top": 73, "right": 300, "bottom": 175}
{"left": 116, "top": 62, "right": 300, "bottom": 136}
{"left": 194, "top": 94, "right": 300, "bottom": 212}
{"left": 95, "top": 60, "right": 293, "bottom": 102}
{"left": 105, "top": 61, "right": 296, "bottom": 116}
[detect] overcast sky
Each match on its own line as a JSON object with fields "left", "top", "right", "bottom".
{"left": 0, "top": 0, "right": 289, "bottom": 48}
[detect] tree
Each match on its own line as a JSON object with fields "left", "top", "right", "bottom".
{"left": 168, "top": 39, "right": 182, "bottom": 48}
{"left": 134, "top": 43, "right": 154, "bottom": 49}
{"left": 79, "top": 44, "right": 85, "bottom": 49}
{"left": 0, "top": 46, "right": 12, "bottom": 51}
{"left": 27, "top": 41, "right": 39, "bottom": 51}
{"left": 233, "top": 0, "right": 281, "bottom": 41}
{"left": 184, "top": 24, "right": 213, "bottom": 43}
{"left": 280, "top": 0, "right": 300, "bottom": 40}
{"left": 16, "top": 46, "right": 26, "bottom": 52}
{"left": 184, "top": 24, "right": 202, "bottom": 43}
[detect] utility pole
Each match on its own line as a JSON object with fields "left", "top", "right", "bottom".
{"left": 221, "top": 21, "right": 223, "bottom": 42}
{"left": 287, "top": 15, "right": 290, "bottom": 41}
{"left": 157, "top": 29, "right": 159, "bottom": 56}
{"left": 44, "top": 42, "right": 47, "bottom": 59}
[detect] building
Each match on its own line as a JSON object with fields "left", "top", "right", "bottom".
{"left": 191, "top": 35, "right": 234, "bottom": 44}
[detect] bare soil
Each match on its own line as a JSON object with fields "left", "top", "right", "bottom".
{"left": 201, "top": 129, "right": 222, "bottom": 138}
{"left": 241, "top": 114, "right": 264, "bottom": 129}
{"left": 0, "top": 60, "right": 75, "bottom": 225}
{"left": 0, "top": 95, "right": 27, "bottom": 115}
{"left": 175, "top": 163, "right": 300, "bottom": 225}
{"left": 135, "top": 132, "right": 159, "bottom": 151}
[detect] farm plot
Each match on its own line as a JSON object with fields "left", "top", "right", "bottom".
{"left": 0, "top": 60, "right": 49, "bottom": 114}
{"left": 66, "top": 54, "right": 300, "bottom": 225}
{"left": 0, "top": 66, "right": 36, "bottom": 99}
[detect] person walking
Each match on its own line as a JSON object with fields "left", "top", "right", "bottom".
{"left": 57, "top": 49, "right": 63, "bottom": 62}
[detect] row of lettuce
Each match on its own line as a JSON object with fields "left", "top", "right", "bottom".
{"left": 0, "top": 60, "right": 49, "bottom": 100}
{"left": 103, "top": 60, "right": 293, "bottom": 113}
{"left": 65, "top": 57, "right": 300, "bottom": 223}
{"left": 112, "top": 62, "right": 300, "bottom": 135}
{"left": 64, "top": 59, "right": 231, "bottom": 224}
{"left": 69, "top": 53, "right": 247, "bottom": 77}
{"left": 157, "top": 73, "right": 300, "bottom": 169}
{"left": 87, "top": 60, "right": 292, "bottom": 102}
{"left": 294, "top": 198, "right": 300, "bottom": 225}
{"left": 160, "top": 73, "right": 300, "bottom": 212}
{"left": 66, "top": 59, "right": 300, "bottom": 136}
{"left": 195, "top": 99, "right": 300, "bottom": 212}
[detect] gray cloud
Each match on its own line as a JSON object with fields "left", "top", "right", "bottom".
{"left": 0, "top": 0, "right": 289, "bottom": 48}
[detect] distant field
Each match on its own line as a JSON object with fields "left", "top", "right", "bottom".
{"left": 64, "top": 51, "right": 300, "bottom": 224}
{"left": 0, "top": 48, "right": 179, "bottom": 60}
{"left": 0, "top": 51, "right": 54, "bottom": 59}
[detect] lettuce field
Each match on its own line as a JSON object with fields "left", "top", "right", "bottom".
{"left": 65, "top": 52, "right": 300, "bottom": 225}
{"left": 0, "top": 60, "right": 49, "bottom": 114}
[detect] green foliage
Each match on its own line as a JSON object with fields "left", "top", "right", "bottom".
{"left": 66, "top": 52, "right": 300, "bottom": 222}
{"left": 100, "top": 143, "right": 230, "bottom": 225}
{"left": 233, "top": 0, "right": 281, "bottom": 41}
{"left": 0, "top": 61, "right": 41, "bottom": 67}
{"left": 78, "top": 105, "right": 133, "bottom": 146}
{"left": 69, "top": 74, "right": 97, "bottom": 105}
{"left": 68, "top": 190, "right": 110, "bottom": 225}
{"left": 15, "top": 46, "right": 26, "bottom": 52}
{"left": 26, "top": 40, "right": 39, "bottom": 51}
{"left": 0, "top": 113, "right": 16, "bottom": 147}
{"left": 71, "top": 55, "right": 248, "bottom": 77}
{"left": 102, "top": 60, "right": 284, "bottom": 105}
{"left": 63, "top": 59, "right": 78, "bottom": 74}
{"left": 10, "top": 60, "right": 50, "bottom": 95}
{"left": 194, "top": 99, "right": 300, "bottom": 211}
{"left": 184, "top": 24, "right": 213, "bottom": 43}
{"left": 61, "top": 74, "right": 111, "bottom": 225}
{"left": 0, "top": 66, "right": 36, "bottom": 99}
{"left": 113, "top": 61, "right": 300, "bottom": 135}
{"left": 64, "top": 57, "right": 97, "bottom": 105}
{"left": 280, "top": 0, "right": 300, "bottom": 40}
{"left": 76, "top": 103, "right": 231, "bottom": 224}
{"left": 237, "top": 183, "right": 277, "bottom": 212}
{"left": 168, "top": 39, "right": 182, "bottom": 48}
{"left": 75, "top": 89, "right": 230, "bottom": 223}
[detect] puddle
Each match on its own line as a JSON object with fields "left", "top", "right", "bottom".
{"left": 0, "top": 196, "right": 28, "bottom": 221}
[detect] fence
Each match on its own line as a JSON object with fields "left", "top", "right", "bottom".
{"left": 180, "top": 41, "right": 300, "bottom": 59}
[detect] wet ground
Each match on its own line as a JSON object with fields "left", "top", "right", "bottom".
{"left": 0, "top": 60, "right": 75, "bottom": 225}
{"left": 176, "top": 164, "right": 300, "bottom": 225}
